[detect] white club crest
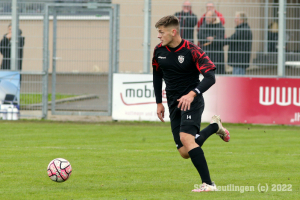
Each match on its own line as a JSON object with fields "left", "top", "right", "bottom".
{"left": 178, "top": 55, "right": 184, "bottom": 63}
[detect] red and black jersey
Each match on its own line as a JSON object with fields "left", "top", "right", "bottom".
{"left": 152, "top": 39, "right": 216, "bottom": 105}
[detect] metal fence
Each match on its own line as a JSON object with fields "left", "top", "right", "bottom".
{"left": 1, "top": 0, "right": 300, "bottom": 119}
{"left": 113, "top": 0, "right": 300, "bottom": 76}
{"left": 0, "top": 1, "right": 118, "bottom": 119}
{"left": 0, "top": 1, "right": 46, "bottom": 119}
{"left": 0, "top": 0, "right": 112, "bottom": 14}
{"left": 46, "top": 3, "right": 118, "bottom": 116}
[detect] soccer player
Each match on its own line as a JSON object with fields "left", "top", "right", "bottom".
{"left": 152, "top": 15, "right": 230, "bottom": 192}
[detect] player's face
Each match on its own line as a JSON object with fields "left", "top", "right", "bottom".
{"left": 157, "top": 26, "right": 174, "bottom": 46}
{"left": 8, "top": 26, "right": 12, "bottom": 34}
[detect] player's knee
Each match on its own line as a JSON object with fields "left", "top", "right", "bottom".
{"left": 178, "top": 150, "right": 190, "bottom": 159}
{"left": 178, "top": 146, "right": 190, "bottom": 159}
{"left": 180, "top": 132, "right": 193, "bottom": 146}
{"left": 180, "top": 152, "right": 190, "bottom": 159}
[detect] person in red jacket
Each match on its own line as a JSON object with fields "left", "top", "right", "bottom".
{"left": 197, "top": 2, "right": 225, "bottom": 31}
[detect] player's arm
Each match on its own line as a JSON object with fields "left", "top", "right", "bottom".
{"left": 192, "top": 70, "right": 215, "bottom": 95}
{"left": 177, "top": 71, "right": 215, "bottom": 111}
{"left": 152, "top": 54, "right": 165, "bottom": 122}
{"left": 192, "top": 48, "right": 216, "bottom": 96}
{"left": 153, "top": 68, "right": 163, "bottom": 104}
{"left": 178, "top": 47, "right": 216, "bottom": 111}
{"left": 153, "top": 69, "right": 165, "bottom": 122}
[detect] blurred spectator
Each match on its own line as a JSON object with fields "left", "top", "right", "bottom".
{"left": 174, "top": 0, "right": 198, "bottom": 43}
{"left": 198, "top": 10, "right": 225, "bottom": 74}
{"left": 0, "top": 24, "right": 25, "bottom": 70}
{"left": 197, "top": 1, "right": 225, "bottom": 30}
{"left": 223, "top": 12, "right": 252, "bottom": 75}
{"left": 268, "top": 21, "right": 278, "bottom": 52}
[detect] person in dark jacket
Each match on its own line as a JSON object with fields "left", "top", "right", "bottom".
{"left": 268, "top": 21, "right": 278, "bottom": 52}
{"left": 223, "top": 12, "right": 252, "bottom": 75}
{"left": 174, "top": 1, "right": 197, "bottom": 44}
{"left": 198, "top": 10, "right": 225, "bottom": 74}
{"left": 0, "top": 23, "right": 25, "bottom": 70}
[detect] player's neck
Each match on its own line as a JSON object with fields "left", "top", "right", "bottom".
{"left": 167, "top": 36, "right": 182, "bottom": 48}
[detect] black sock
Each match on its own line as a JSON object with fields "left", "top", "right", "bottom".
{"left": 195, "top": 123, "right": 218, "bottom": 147}
{"left": 188, "top": 147, "right": 212, "bottom": 185}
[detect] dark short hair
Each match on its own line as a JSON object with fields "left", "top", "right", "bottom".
{"left": 155, "top": 15, "right": 179, "bottom": 30}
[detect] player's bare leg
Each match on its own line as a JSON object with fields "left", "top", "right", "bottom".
{"left": 178, "top": 145, "right": 190, "bottom": 159}
{"left": 180, "top": 132, "right": 198, "bottom": 152}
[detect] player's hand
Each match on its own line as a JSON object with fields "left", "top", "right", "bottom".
{"left": 157, "top": 103, "right": 165, "bottom": 122}
{"left": 177, "top": 91, "right": 196, "bottom": 111}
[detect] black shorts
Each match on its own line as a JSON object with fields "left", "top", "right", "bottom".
{"left": 168, "top": 95, "right": 204, "bottom": 149}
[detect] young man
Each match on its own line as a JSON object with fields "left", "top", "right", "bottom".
{"left": 152, "top": 15, "right": 230, "bottom": 192}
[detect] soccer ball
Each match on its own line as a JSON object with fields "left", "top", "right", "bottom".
{"left": 47, "top": 158, "right": 72, "bottom": 182}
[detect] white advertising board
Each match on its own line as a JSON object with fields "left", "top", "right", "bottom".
{"left": 112, "top": 73, "right": 170, "bottom": 121}
{"left": 113, "top": 74, "right": 300, "bottom": 125}
{"left": 112, "top": 73, "right": 216, "bottom": 122}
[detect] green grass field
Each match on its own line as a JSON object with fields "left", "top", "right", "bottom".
{"left": 20, "top": 93, "right": 76, "bottom": 105}
{"left": 0, "top": 121, "right": 299, "bottom": 200}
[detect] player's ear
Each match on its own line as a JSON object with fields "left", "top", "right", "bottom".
{"left": 171, "top": 28, "right": 177, "bottom": 36}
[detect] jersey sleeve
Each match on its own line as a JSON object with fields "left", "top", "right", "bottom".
{"left": 192, "top": 70, "right": 216, "bottom": 95}
{"left": 189, "top": 43, "right": 216, "bottom": 75}
{"left": 152, "top": 45, "right": 163, "bottom": 104}
{"left": 185, "top": 42, "right": 216, "bottom": 96}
